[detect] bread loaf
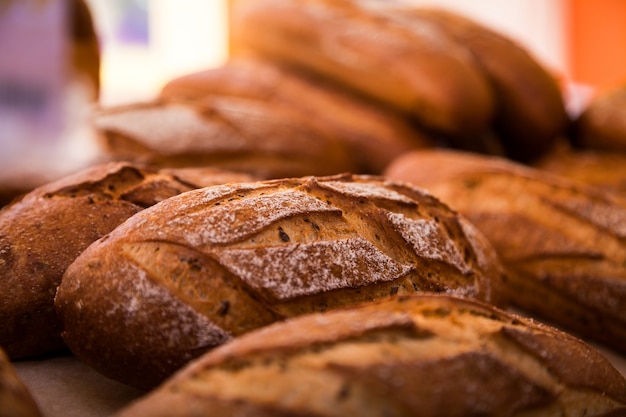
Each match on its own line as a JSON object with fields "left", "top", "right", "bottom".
{"left": 384, "top": 149, "right": 626, "bottom": 353}
{"left": 0, "top": 161, "right": 256, "bottom": 359}
{"left": 55, "top": 174, "right": 506, "bottom": 389}
{"left": 114, "top": 294, "right": 626, "bottom": 417}
{"left": 93, "top": 97, "right": 360, "bottom": 179}
{"left": 389, "top": 6, "right": 568, "bottom": 162}
{"left": 230, "top": 0, "right": 495, "bottom": 141}
{"left": 161, "top": 57, "right": 436, "bottom": 174}
{"left": 0, "top": 347, "right": 42, "bottom": 417}
{"left": 573, "top": 83, "right": 626, "bottom": 153}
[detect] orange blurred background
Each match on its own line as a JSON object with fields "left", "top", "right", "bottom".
{"left": 567, "top": 0, "right": 626, "bottom": 92}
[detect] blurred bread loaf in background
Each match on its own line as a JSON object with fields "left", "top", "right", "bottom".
{"left": 160, "top": 57, "right": 436, "bottom": 174}
{"left": 92, "top": 97, "right": 360, "bottom": 179}
{"left": 394, "top": 6, "right": 569, "bottom": 162}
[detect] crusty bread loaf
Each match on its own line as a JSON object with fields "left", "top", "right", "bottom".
{"left": 93, "top": 97, "right": 360, "bottom": 179}
{"left": 573, "top": 83, "right": 626, "bottom": 152}
{"left": 55, "top": 173, "right": 506, "bottom": 389}
{"left": 114, "top": 294, "right": 626, "bottom": 417}
{"left": 0, "top": 347, "right": 42, "bottom": 417}
{"left": 0, "top": 161, "right": 257, "bottom": 359}
{"left": 161, "top": 57, "right": 436, "bottom": 174}
{"left": 390, "top": 6, "right": 569, "bottom": 162}
{"left": 230, "top": 0, "right": 495, "bottom": 142}
{"left": 384, "top": 149, "right": 626, "bottom": 353}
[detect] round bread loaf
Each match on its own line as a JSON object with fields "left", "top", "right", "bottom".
{"left": 93, "top": 97, "right": 360, "bottom": 179}
{"left": 573, "top": 83, "right": 626, "bottom": 153}
{"left": 114, "top": 294, "right": 626, "bottom": 417}
{"left": 161, "top": 57, "right": 436, "bottom": 174}
{"left": 56, "top": 174, "right": 506, "bottom": 389}
{"left": 385, "top": 149, "right": 626, "bottom": 353}
{"left": 0, "top": 162, "right": 256, "bottom": 359}
{"left": 0, "top": 347, "right": 42, "bottom": 417}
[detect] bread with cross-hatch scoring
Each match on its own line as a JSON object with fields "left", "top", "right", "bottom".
{"left": 55, "top": 173, "right": 506, "bottom": 389}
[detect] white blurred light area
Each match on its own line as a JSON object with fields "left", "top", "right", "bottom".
{"left": 85, "top": 0, "right": 229, "bottom": 106}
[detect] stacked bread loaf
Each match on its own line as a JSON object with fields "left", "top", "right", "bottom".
{"left": 2, "top": 1, "right": 626, "bottom": 416}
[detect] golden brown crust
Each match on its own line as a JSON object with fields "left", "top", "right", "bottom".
{"left": 93, "top": 98, "right": 360, "bottom": 179}
{"left": 384, "top": 149, "right": 626, "bottom": 352}
{"left": 402, "top": 7, "right": 569, "bottom": 162}
{"left": 161, "top": 57, "right": 436, "bottom": 174}
{"left": 0, "top": 348, "right": 42, "bottom": 417}
{"left": 56, "top": 174, "right": 506, "bottom": 389}
{"left": 573, "top": 84, "right": 626, "bottom": 152}
{"left": 114, "top": 295, "right": 626, "bottom": 417}
{"left": 230, "top": 0, "right": 495, "bottom": 140}
{"left": 0, "top": 162, "right": 255, "bottom": 359}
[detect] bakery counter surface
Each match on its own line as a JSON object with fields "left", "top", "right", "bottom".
{"left": 12, "top": 345, "right": 626, "bottom": 417}
{"left": 14, "top": 355, "right": 144, "bottom": 417}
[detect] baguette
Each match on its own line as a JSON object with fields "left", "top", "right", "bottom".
{"left": 114, "top": 294, "right": 626, "bottom": 417}
{"left": 56, "top": 173, "right": 506, "bottom": 389}
{"left": 0, "top": 161, "right": 256, "bottom": 359}
{"left": 384, "top": 149, "right": 626, "bottom": 352}
{"left": 230, "top": 0, "right": 495, "bottom": 141}
{"left": 93, "top": 97, "right": 360, "bottom": 179}
{"left": 161, "top": 57, "right": 436, "bottom": 174}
